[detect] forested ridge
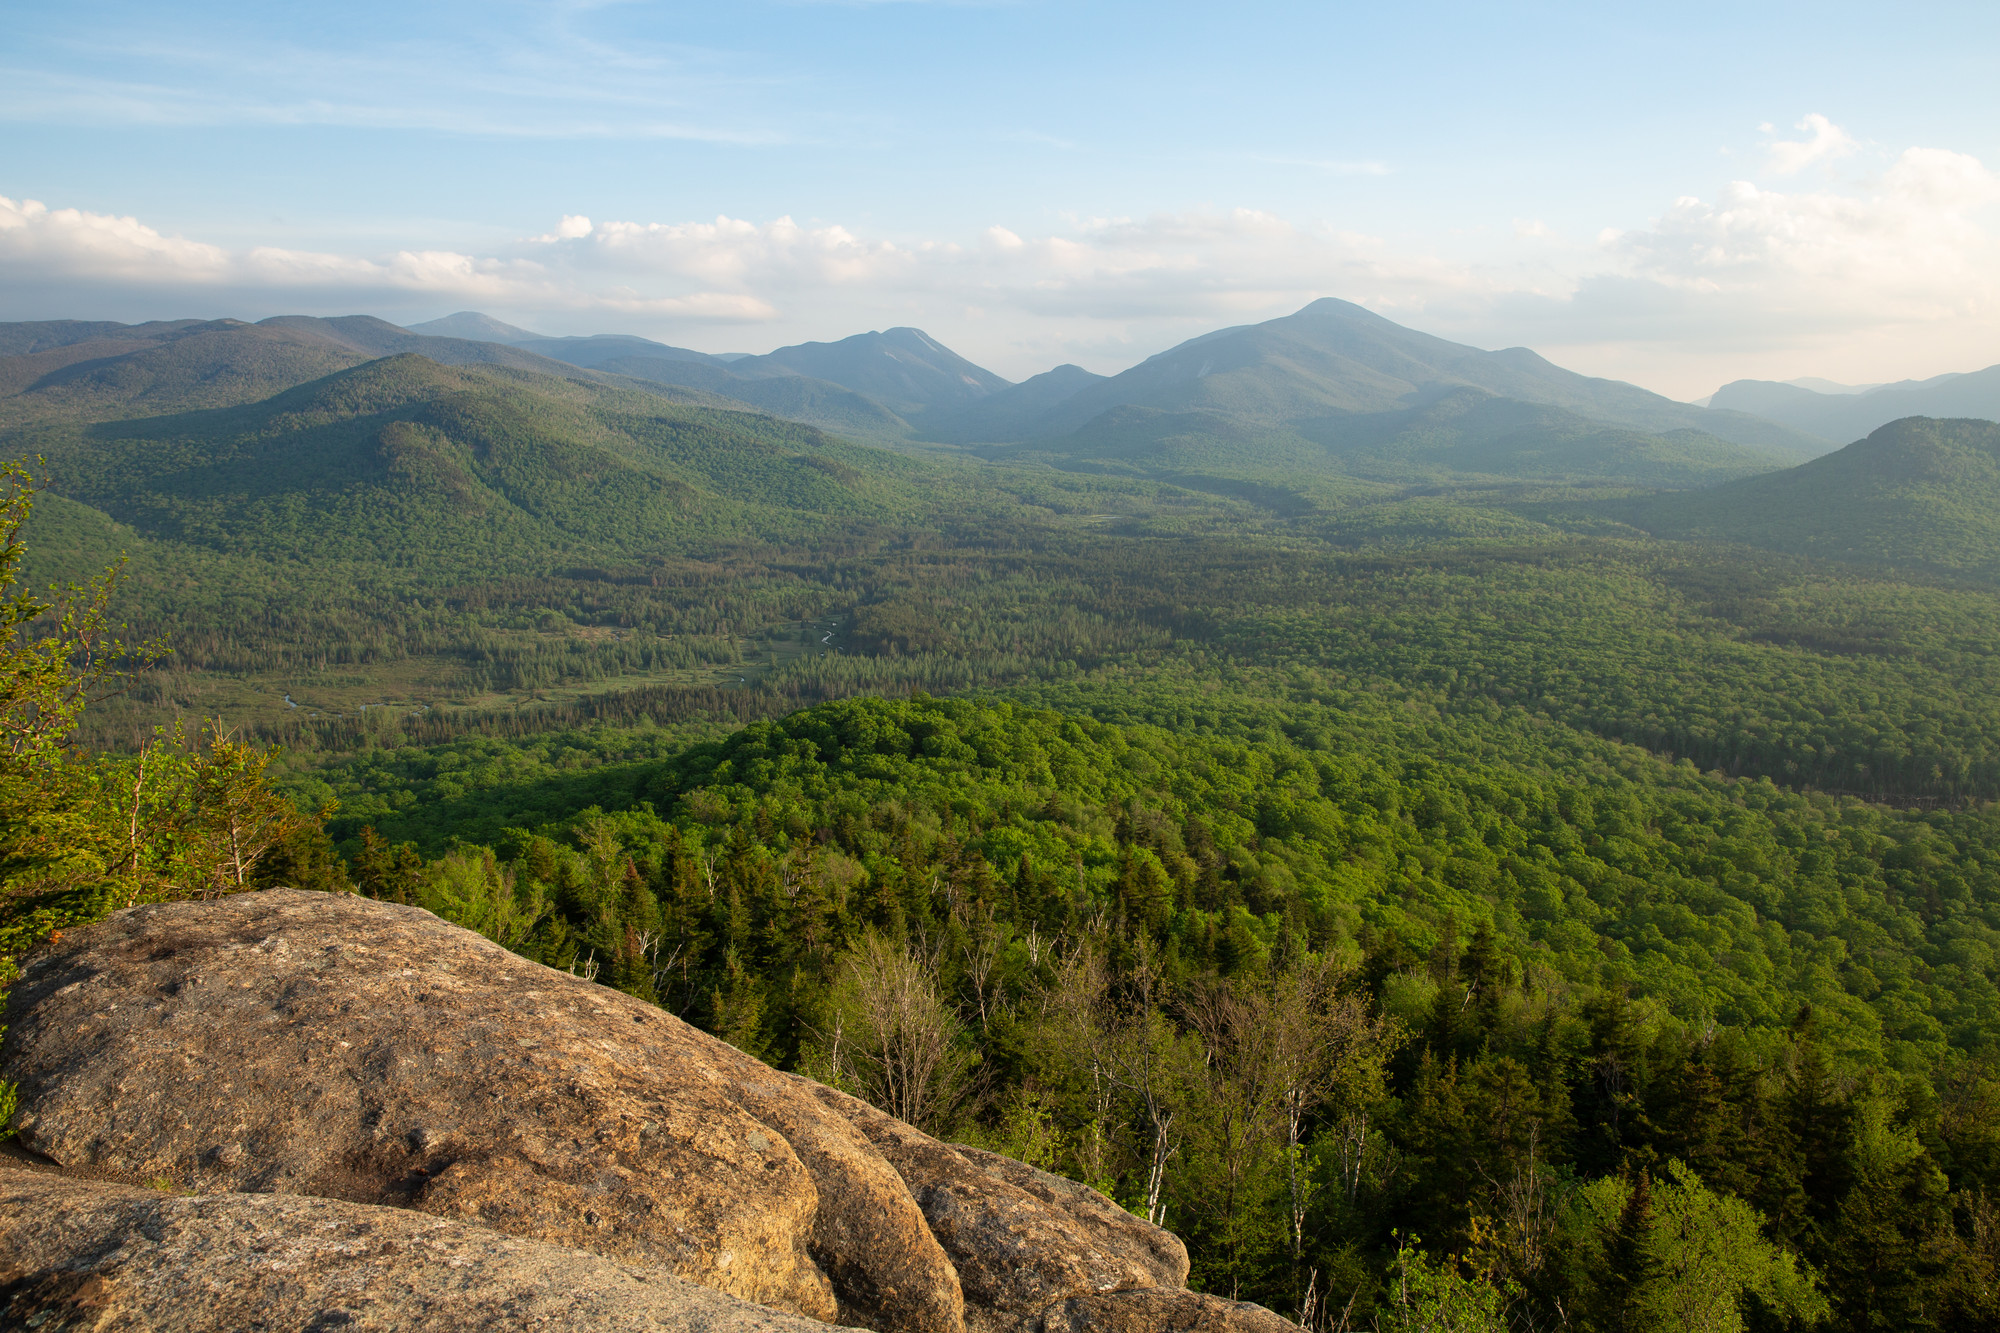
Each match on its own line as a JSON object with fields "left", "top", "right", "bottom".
{"left": 6, "top": 342, "right": 2000, "bottom": 1329}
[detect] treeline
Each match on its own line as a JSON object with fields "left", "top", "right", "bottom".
{"left": 330, "top": 694, "right": 2000, "bottom": 1330}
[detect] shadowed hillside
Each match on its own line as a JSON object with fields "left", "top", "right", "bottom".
{"left": 1613, "top": 416, "right": 2000, "bottom": 578}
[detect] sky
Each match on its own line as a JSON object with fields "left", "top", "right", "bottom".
{"left": 3, "top": 0, "right": 1999, "bottom": 399}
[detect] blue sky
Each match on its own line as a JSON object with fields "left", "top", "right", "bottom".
{"left": 4, "top": 0, "right": 1998, "bottom": 395}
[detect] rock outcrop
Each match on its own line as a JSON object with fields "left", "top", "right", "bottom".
{"left": 0, "top": 890, "right": 1296, "bottom": 1333}
{"left": 0, "top": 1165, "right": 834, "bottom": 1332}
{"left": 806, "top": 1085, "right": 1191, "bottom": 1329}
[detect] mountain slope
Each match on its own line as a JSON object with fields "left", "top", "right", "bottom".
{"left": 14, "top": 354, "right": 912, "bottom": 569}
{"left": 1016, "top": 299, "right": 1824, "bottom": 454}
{"left": 988, "top": 388, "right": 1789, "bottom": 489}
{"left": 918, "top": 364, "right": 1108, "bottom": 444}
{"left": 471, "top": 333, "right": 911, "bottom": 439}
{"left": 509, "top": 334, "right": 721, "bottom": 369}
{"left": 404, "top": 311, "right": 547, "bottom": 342}
{"left": 0, "top": 319, "right": 208, "bottom": 358}
{"left": 255, "top": 316, "right": 592, "bottom": 374}
{"left": 1711, "top": 366, "right": 2000, "bottom": 442}
{"left": 729, "top": 328, "right": 1010, "bottom": 416}
{"left": 596, "top": 357, "right": 912, "bottom": 438}
{"left": 1612, "top": 416, "right": 2000, "bottom": 577}
{"left": 1294, "top": 388, "right": 1792, "bottom": 485}
{"left": 0, "top": 320, "right": 374, "bottom": 425}
{"left": 0, "top": 316, "right": 606, "bottom": 427}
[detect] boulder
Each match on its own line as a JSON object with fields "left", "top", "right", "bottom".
{"left": 1041, "top": 1291, "right": 1301, "bottom": 1333}
{"left": 0, "top": 890, "right": 1298, "bottom": 1333}
{"left": 0, "top": 891, "right": 955, "bottom": 1332}
{"left": 0, "top": 1164, "right": 835, "bottom": 1332}
{"left": 804, "top": 1087, "right": 1284, "bottom": 1333}
{"left": 804, "top": 1084, "right": 1186, "bottom": 1317}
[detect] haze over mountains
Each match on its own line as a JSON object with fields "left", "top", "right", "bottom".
{"left": 355, "top": 311, "right": 2000, "bottom": 458}
{"left": 9, "top": 299, "right": 2000, "bottom": 576}
{"left": 1708, "top": 366, "right": 2000, "bottom": 445}
{"left": 0, "top": 315, "right": 708, "bottom": 428}
{"left": 399, "top": 298, "right": 1864, "bottom": 485}
{"left": 4, "top": 298, "right": 1875, "bottom": 492}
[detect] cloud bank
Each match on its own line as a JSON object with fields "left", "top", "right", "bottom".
{"left": 5, "top": 118, "right": 1997, "bottom": 396}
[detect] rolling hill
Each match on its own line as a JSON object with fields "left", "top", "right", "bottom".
{"left": 1709, "top": 364, "right": 2000, "bottom": 443}
{"left": 13, "top": 353, "right": 915, "bottom": 571}
{"left": 0, "top": 320, "right": 371, "bottom": 425}
{"left": 0, "top": 316, "right": 615, "bottom": 427}
{"left": 440, "top": 328, "right": 922, "bottom": 440}
{"left": 0, "top": 318, "right": 208, "bottom": 358}
{"left": 1611, "top": 416, "right": 2000, "bottom": 577}
{"left": 453, "top": 321, "right": 1015, "bottom": 422}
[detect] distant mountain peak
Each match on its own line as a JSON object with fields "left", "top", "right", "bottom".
{"left": 404, "top": 312, "right": 547, "bottom": 344}
{"left": 729, "top": 327, "right": 1010, "bottom": 415}
{"left": 1293, "top": 296, "right": 1378, "bottom": 318}
{"left": 994, "top": 297, "right": 1820, "bottom": 456}
{"left": 1783, "top": 376, "right": 1882, "bottom": 395}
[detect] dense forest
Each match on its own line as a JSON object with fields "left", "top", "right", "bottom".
{"left": 6, "top": 333, "right": 2000, "bottom": 1330}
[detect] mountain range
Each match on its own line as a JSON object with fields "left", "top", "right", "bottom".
{"left": 9, "top": 300, "right": 1997, "bottom": 516}
{"left": 401, "top": 299, "right": 1847, "bottom": 486}
{"left": 0, "top": 315, "right": 717, "bottom": 428}
{"left": 1708, "top": 366, "right": 2000, "bottom": 445}
{"left": 406, "top": 311, "right": 1008, "bottom": 413}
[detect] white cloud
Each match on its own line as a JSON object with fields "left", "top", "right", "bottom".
{"left": 0, "top": 194, "right": 1513, "bottom": 373}
{"left": 1472, "top": 138, "right": 2000, "bottom": 393}
{"left": 4, "top": 119, "right": 1998, "bottom": 395}
{"left": 1766, "top": 113, "right": 1857, "bottom": 176}
{"left": 0, "top": 194, "right": 774, "bottom": 323}
{"left": 1609, "top": 145, "right": 1999, "bottom": 330}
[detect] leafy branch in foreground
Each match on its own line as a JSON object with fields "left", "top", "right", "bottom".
{"left": 0, "top": 461, "right": 338, "bottom": 1134}
{"left": 0, "top": 460, "right": 164, "bottom": 763}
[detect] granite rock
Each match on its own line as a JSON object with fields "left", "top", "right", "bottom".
{"left": 0, "top": 1164, "right": 839, "bottom": 1333}
{"left": 0, "top": 891, "right": 958, "bottom": 1331}
{"left": 0, "top": 891, "right": 1300, "bottom": 1333}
